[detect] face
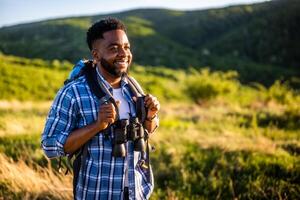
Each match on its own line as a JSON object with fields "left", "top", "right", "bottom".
{"left": 92, "top": 29, "right": 132, "bottom": 78}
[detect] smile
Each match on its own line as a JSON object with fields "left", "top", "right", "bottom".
{"left": 114, "top": 60, "right": 128, "bottom": 66}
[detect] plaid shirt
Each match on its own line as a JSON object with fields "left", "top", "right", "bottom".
{"left": 41, "top": 68, "right": 154, "bottom": 200}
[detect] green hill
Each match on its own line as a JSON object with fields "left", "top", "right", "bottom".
{"left": 1, "top": 53, "right": 299, "bottom": 109}
{"left": 0, "top": 0, "right": 299, "bottom": 85}
{"left": 0, "top": 54, "right": 71, "bottom": 100}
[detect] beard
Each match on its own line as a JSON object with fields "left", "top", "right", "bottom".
{"left": 100, "top": 58, "right": 129, "bottom": 78}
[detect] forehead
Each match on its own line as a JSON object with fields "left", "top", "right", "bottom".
{"left": 95, "top": 29, "right": 129, "bottom": 48}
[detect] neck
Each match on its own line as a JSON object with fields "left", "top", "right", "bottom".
{"left": 97, "top": 64, "right": 121, "bottom": 89}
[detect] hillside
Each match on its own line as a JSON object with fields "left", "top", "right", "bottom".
{"left": 0, "top": 54, "right": 299, "bottom": 199}
{"left": 0, "top": 54, "right": 71, "bottom": 100}
{"left": 0, "top": 0, "right": 299, "bottom": 85}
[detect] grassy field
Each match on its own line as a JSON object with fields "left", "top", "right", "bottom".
{"left": 0, "top": 54, "right": 299, "bottom": 199}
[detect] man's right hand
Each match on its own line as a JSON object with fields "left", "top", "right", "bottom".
{"left": 64, "top": 101, "right": 119, "bottom": 154}
{"left": 96, "top": 101, "right": 119, "bottom": 131}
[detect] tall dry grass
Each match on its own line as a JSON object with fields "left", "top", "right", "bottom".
{"left": 153, "top": 102, "right": 291, "bottom": 156}
{"left": 0, "top": 153, "right": 72, "bottom": 200}
{"left": 0, "top": 101, "right": 51, "bottom": 137}
{"left": 0, "top": 100, "right": 299, "bottom": 199}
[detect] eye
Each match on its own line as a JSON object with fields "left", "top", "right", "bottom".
{"left": 109, "top": 46, "right": 118, "bottom": 52}
{"left": 124, "top": 46, "right": 131, "bottom": 51}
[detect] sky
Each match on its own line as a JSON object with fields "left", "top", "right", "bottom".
{"left": 0, "top": 0, "right": 269, "bottom": 28}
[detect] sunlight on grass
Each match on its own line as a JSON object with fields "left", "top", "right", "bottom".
{"left": 0, "top": 153, "right": 72, "bottom": 199}
{"left": 0, "top": 53, "right": 299, "bottom": 199}
{"left": 0, "top": 101, "right": 51, "bottom": 137}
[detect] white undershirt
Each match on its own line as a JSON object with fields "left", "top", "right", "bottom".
{"left": 113, "top": 88, "right": 130, "bottom": 120}
{"left": 112, "top": 88, "right": 139, "bottom": 187}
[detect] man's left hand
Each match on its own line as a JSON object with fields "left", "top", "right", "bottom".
{"left": 144, "top": 94, "right": 160, "bottom": 120}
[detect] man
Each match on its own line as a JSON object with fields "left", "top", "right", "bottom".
{"left": 41, "top": 18, "right": 160, "bottom": 200}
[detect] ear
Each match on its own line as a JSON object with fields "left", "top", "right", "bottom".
{"left": 91, "top": 49, "right": 100, "bottom": 62}
{"left": 91, "top": 39, "right": 102, "bottom": 63}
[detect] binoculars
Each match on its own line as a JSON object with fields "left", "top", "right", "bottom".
{"left": 112, "top": 117, "right": 146, "bottom": 157}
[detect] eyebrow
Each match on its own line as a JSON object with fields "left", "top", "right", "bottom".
{"left": 107, "top": 42, "right": 130, "bottom": 47}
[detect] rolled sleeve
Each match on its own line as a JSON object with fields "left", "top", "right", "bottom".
{"left": 41, "top": 86, "right": 78, "bottom": 158}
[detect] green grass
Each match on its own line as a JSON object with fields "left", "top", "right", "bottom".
{"left": 0, "top": 134, "right": 43, "bottom": 163}
{"left": 0, "top": 54, "right": 299, "bottom": 199}
{"left": 0, "top": 54, "right": 70, "bottom": 100}
{"left": 152, "top": 144, "right": 300, "bottom": 200}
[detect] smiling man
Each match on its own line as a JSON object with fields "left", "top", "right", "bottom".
{"left": 41, "top": 18, "right": 160, "bottom": 200}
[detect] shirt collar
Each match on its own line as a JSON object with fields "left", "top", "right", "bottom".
{"left": 95, "top": 66, "right": 129, "bottom": 91}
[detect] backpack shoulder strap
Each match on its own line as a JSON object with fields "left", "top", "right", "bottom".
{"left": 125, "top": 75, "right": 147, "bottom": 123}
{"left": 126, "top": 75, "right": 145, "bottom": 96}
{"left": 83, "top": 61, "right": 106, "bottom": 100}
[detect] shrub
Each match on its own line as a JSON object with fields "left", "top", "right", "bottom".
{"left": 184, "top": 68, "right": 239, "bottom": 103}
{"left": 267, "top": 80, "right": 296, "bottom": 105}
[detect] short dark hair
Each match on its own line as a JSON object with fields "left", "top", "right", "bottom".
{"left": 86, "top": 17, "right": 126, "bottom": 50}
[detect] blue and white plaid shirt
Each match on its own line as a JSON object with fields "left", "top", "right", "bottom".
{"left": 41, "top": 67, "right": 154, "bottom": 200}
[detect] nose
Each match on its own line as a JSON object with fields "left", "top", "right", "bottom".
{"left": 118, "top": 47, "right": 127, "bottom": 57}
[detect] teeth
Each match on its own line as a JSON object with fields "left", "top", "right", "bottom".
{"left": 116, "top": 61, "right": 127, "bottom": 64}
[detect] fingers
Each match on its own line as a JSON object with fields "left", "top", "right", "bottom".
{"left": 115, "top": 100, "right": 121, "bottom": 108}
{"left": 99, "top": 110, "right": 116, "bottom": 119}
{"left": 101, "top": 103, "right": 115, "bottom": 110}
{"left": 150, "top": 102, "right": 160, "bottom": 111}
{"left": 103, "top": 117, "right": 115, "bottom": 124}
{"left": 144, "top": 94, "right": 153, "bottom": 106}
{"left": 103, "top": 112, "right": 115, "bottom": 118}
{"left": 145, "top": 94, "right": 159, "bottom": 108}
{"left": 144, "top": 94, "right": 160, "bottom": 113}
{"left": 132, "top": 96, "right": 137, "bottom": 102}
{"left": 98, "top": 102, "right": 117, "bottom": 124}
